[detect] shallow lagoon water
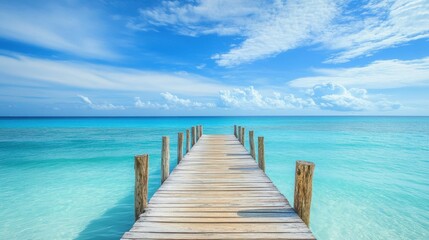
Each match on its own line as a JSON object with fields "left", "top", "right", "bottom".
{"left": 0, "top": 117, "right": 428, "bottom": 239}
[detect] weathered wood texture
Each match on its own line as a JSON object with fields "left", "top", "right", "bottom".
{"left": 241, "top": 127, "right": 245, "bottom": 146}
{"left": 161, "top": 136, "right": 170, "bottom": 184}
{"left": 177, "top": 132, "right": 183, "bottom": 163}
{"left": 191, "top": 127, "right": 196, "bottom": 147}
{"left": 238, "top": 126, "right": 242, "bottom": 143}
{"left": 134, "top": 154, "right": 149, "bottom": 221}
{"left": 186, "top": 130, "right": 190, "bottom": 153}
{"left": 249, "top": 130, "right": 256, "bottom": 160}
{"left": 234, "top": 125, "right": 237, "bottom": 138}
{"left": 124, "top": 135, "right": 314, "bottom": 240}
{"left": 196, "top": 125, "right": 200, "bottom": 142}
{"left": 258, "top": 136, "right": 265, "bottom": 172}
{"left": 294, "top": 161, "right": 315, "bottom": 226}
{"left": 200, "top": 125, "right": 203, "bottom": 137}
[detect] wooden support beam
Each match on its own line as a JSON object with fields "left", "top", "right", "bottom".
{"left": 241, "top": 127, "right": 245, "bottom": 146}
{"left": 196, "top": 125, "right": 200, "bottom": 142}
{"left": 134, "top": 154, "right": 148, "bottom": 221}
{"left": 249, "top": 130, "right": 256, "bottom": 160}
{"left": 200, "top": 125, "right": 203, "bottom": 137}
{"left": 191, "top": 127, "right": 196, "bottom": 147}
{"left": 161, "top": 136, "right": 170, "bottom": 184}
{"left": 177, "top": 132, "right": 183, "bottom": 164}
{"left": 238, "top": 126, "right": 242, "bottom": 144}
{"left": 234, "top": 125, "right": 237, "bottom": 138}
{"left": 294, "top": 161, "right": 315, "bottom": 226}
{"left": 258, "top": 136, "right": 265, "bottom": 172}
{"left": 186, "top": 129, "right": 190, "bottom": 153}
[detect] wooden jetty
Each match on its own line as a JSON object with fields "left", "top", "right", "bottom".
{"left": 123, "top": 125, "right": 315, "bottom": 240}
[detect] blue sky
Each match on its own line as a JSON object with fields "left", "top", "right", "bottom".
{"left": 0, "top": 0, "right": 428, "bottom": 116}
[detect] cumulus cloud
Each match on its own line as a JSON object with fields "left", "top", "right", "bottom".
{"left": 219, "top": 85, "right": 399, "bottom": 112}
{"left": 134, "top": 97, "right": 169, "bottom": 110}
{"left": 219, "top": 86, "right": 314, "bottom": 109}
{"left": 289, "top": 57, "right": 429, "bottom": 89}
{"left": 309, "top": 83, "right": 400, "bottom": 111}
{"left": 134, "top": 93, "right": 215, "bottom": 110}
{"left": 78, "top": 95, "right": 125, "bottom": 110}
{"left": 135, "top": 0, "right": 429, "bottom": 66}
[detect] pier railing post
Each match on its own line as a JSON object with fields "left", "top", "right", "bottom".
{"left": 234, "top": 125, "right": 237, "bottom": 138}
{"left": 161, "top": 136, "right": 170, "bottom": 184}
{"left": 200, "top": 125, "right": 203, "bottom": 137}
{"left": 249, "top": 130, "right": 255, "bottom": 159}
{"left": 186, "top": 129, "right": 190, "bottom": 153}
{"left": 196, "top": 125, "right": 200, "bottom": 142}
{"left": 241, "top": 127, "right": 245, "bottom": 146}
{"left": 134, "top": 154, "right": 148, "bottom": 221}
{"left": 258, "top": 136, "right": 265, "bottom": 172}
{"left": 294, "top": 161, "right": 315, "bottom": 226}
{"left": 177, "top": 132, "right": 183, "bottom": 164}
{"left": 191, "top": 127, "right": 196, "bottom": 147}
{"left": 238, "top": 126, "right": 242, "bottom": 143}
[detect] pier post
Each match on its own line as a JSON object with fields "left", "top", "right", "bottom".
{"left": 238, "top": 126, "right": 242, "bottom": 143}
{"left": 177, "top": 132, "right": 183, "bottom": 164}
{"left": 294, "top": 161, "right": 315, "bottom": 226}
{"left": 200, "top": 125, "right": 203, "bottom": 137}
{"left": 234, "top": 125, "right": 237, "bottom": 138}
{"left": 241, "top": 127, "right": 245, "bottom": 146}
{"left": 161, "top": 136, "right": 170, "bottom": 184}
{"left": 191, "top": 127, "right": 196, "bottom": 147}
{"left": 186, "top": 129, "right": 190, "bottom": 153}
{"left": 196, "top": 125, "right": 200, "bottom": 142}
{"left": 134, "top": 154, "right": 148, "bottom": 221}
{"left": 249, "top": 130, "right": 256, "bottom": 159}
{"left": 258, "top": 136, "right": 265, "bottom": 172}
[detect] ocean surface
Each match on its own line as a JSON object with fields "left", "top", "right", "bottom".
{"left": 0, "top": 117, "right": 428, "bottom": 239}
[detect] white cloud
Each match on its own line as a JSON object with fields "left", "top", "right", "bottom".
{"left": 136, "top": 0, "right": 429, "bottom": 66}
{"left": 321, "top": 0, "right": 429, "bottom": 63}
{"left": 218, "top": 85, "right": 399, "bottom": 111}
{"left": 219, "top": 86, "right": 314, "bottom": 109}
{"left": 134, "top": 97, "right": 169, "bottom": 110}
{"left": 134, "top": 93, "right": 215, "bottom": 110}
{"left": 309, "top": 83, "right": 400, "bottom": 111}
{"left": 78, "top": 95, "right": 125, "bottom": 110}
{"left": 0, "top": 54, "right": 227, "bottom": 96}
{"left": 0, "top": 2, "right": 116, "bottom": 59}
{"left": 289, "top": 57, "right": 429, "bottom": 89}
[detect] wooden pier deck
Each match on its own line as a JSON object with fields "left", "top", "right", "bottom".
{"left": 122, "top": 134, "right": 315, "bottom": 240}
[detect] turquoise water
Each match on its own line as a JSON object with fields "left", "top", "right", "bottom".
{"left": 0, "top": 117, "right": 428, "bottom": 239}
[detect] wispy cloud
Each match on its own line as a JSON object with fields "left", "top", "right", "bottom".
{"left": 134, "top": 97, "right": 169, "bottom": 110}
{"left": 78, "top": 95, "right": 125, "bottom": 110}
{"left": 289, "top": 57, "right": 429, "bottom": 89}
{"left": 161, "top": 92, "right": 215, "bottom": 108}
{"left": 136, "top": 0, "right": 429, "bottom": 66}
{"left": 0, "top": 54, "right": 228, "bottom": 95}
{"left": 0, "top": 2, "right": 117, "bottom": 59}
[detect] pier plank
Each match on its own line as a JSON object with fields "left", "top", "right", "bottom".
{"left": 122, "top": 134, "right": 315, "bottom": 240}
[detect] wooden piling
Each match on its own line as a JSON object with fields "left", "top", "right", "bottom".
{"left": 161, "top": 136, "right": 170, "bottom": 184}
{"left": 200, "top": 125, "right": 203, "bottom": 137}
{"left": 238, "top": 126, "right": 242, "bottom": 143}
{"left": 186, "top": 129, "right": 190, "bottom": 153}
{"left": 249, "top": 130, "right": 256, "bottom": 159}
{"left": 234, "top": 125, "right": 237, "bottom": 138}
{"left": 258, "top": 136, "right": 265, "bottom": 172}
{"left": 196, "top": 125, "right": 200, "bottom": 142}
{"left": 134, "top": 154, "right": 148, "bottom": 221}
{"left": 177, "top": 132, "right": 183, "bottom": 164}
{"left": 294, "top": 161, "right": 315, "bottom": 226}
{"left": 191, "top": 127, "right": 196, "bottom": 147}
{"left": 241, "top": 127, "right": 245, "bottom": 146}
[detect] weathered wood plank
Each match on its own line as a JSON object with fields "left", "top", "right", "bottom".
{"left": 123, "top": 134, "right": 314, "bottom": 240}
